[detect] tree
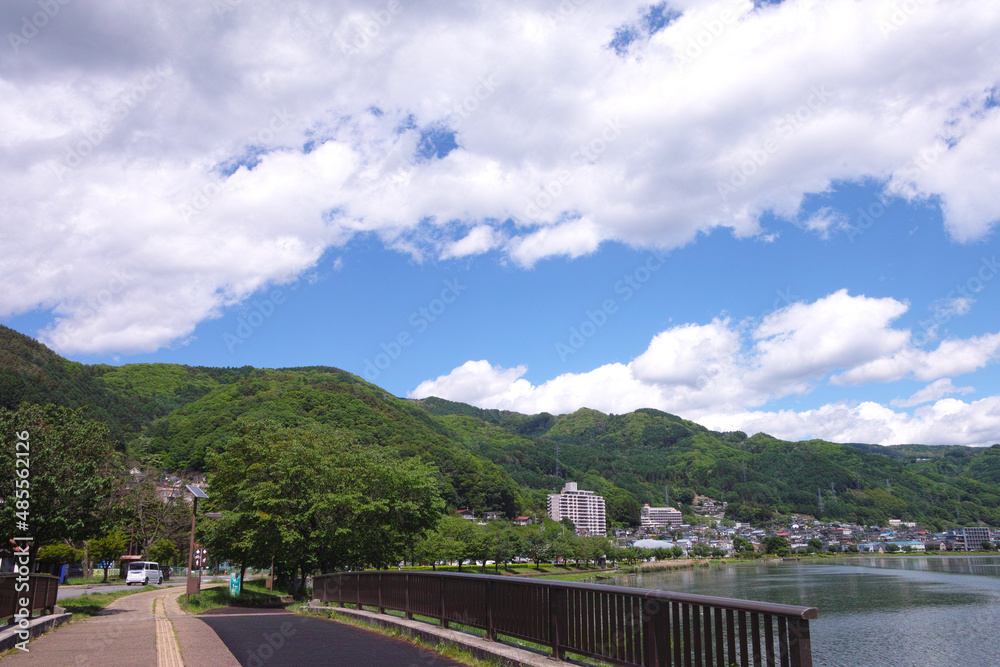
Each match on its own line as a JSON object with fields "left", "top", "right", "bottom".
{"left": 206, "top": 421, "right": 444, "bottom": 591}
{"left": 0, "top": 404, "right": 120, "bottom": 564}
{"left": 522, "top": 524, "right": 551, "bottom": 569}
{"left": 148, "top": 538, "right": 180, "bottom": 566}
{"left": 762, "top": 536, "right": 791, "bottom": 556}
{"left": 670, "top": 545, "right": 684, "bottom": 559}
{"left": 807, "top": 538, "right": 823, "bottom": 553}
{"left": 88, "top": 529, "right": 127, "bottom": 582}
{"left": 885, "top": 543, "right": 900, "bottom": 553}
{"left": 37, "top": 544, "right": 83, "bottom": 564}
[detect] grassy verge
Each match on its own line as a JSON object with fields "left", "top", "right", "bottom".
{"left": 178, "top": 580, "right": 300, "bottom": 614}
{"left": 59, "top": 585, "right": 161, "bottom": 622}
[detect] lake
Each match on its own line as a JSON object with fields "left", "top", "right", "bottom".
{"left": 607, "top": 555, "right": 1000, "bottom": 666}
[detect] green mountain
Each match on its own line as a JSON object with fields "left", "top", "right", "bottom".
{"left": 3, "top": 324, "right": 999, "bottom": 529}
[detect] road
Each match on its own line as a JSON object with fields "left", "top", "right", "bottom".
{"left": 197, "top": 608, "right": 469, "bottom": 667}
{"left": 57, "top": 577, "right": 227, "bottom": 599}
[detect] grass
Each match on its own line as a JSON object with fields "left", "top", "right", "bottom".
{"left": 59, "top": 585, "right": 161, "bottom": 622}
{"left": 178, "top": 579, "right": 300, "bottom": 614}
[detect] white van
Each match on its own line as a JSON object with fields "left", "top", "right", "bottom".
{"left": 125, "top": 561, "right": 163, "bottom": 586}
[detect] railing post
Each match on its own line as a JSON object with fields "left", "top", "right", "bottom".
{"left": 642, "top": 596, "right": 667, "bottom": 667}
{"left": 440, "top": 576, "right": 449, "bottom": 628}
{"left": 405, "top": 574, "right": 412, "bottom": 620}
{"left": 549, "top": 585, "right": 566, "bottom": 661}
{"left": 788, "top": 618, "right": 812, "bottom": 667}
{"left": 378, "top": 572, "right": 384, "bottom": 614}
{"left": 486, "top": 579, "right": 495, "bottom": 641}
{"left": 356, "top": 573, "right": 361, "bottom": 610}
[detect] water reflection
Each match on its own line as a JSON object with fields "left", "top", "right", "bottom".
{"left": 609, "top": 556, "right": 1000, "bottom": 667}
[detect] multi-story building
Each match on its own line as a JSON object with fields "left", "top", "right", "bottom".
{"left": 640, "top": 504, "right": 683, "bottom": 529}
{"left": 547, "top": 482, "right": 607, "bottom": 535}
{"left": 962, "top": 526, "right": 992, "bottom": 551}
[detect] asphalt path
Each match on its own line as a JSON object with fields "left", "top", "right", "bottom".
{"left": 196, "top": 608, "right": 469, "bottom": 667}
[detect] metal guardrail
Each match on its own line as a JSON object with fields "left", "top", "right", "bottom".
{"left": 0, "top": 574, "right": 60, "bottom": 625}
{"left": 313, "top": 571, "right": 817, "bottom": 667}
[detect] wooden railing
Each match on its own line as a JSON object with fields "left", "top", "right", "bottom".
{"left": 0, "top": 574, "right": 60, "bottom": 625}
{"left": 313, "top": 571, "right": 817, "bottom": 667}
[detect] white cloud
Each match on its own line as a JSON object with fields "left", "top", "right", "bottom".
{"left": 3, "top": 0, "right": 1000, "bottom": 352}
{"left": 411, "top": 290, "right": 1000, "bottom": 446}
{"left": 440, "top": 226, "right": 501, "bottom": 259}
{"left": 890, "top": 378, "right": 974, "bottom": 408}
{"left": 832, "top": 332, "right": 1000, "bottom": 385}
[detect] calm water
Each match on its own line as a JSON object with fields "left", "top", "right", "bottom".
{"left": 610, "top": 556, "right": 1000, "bottom": 667}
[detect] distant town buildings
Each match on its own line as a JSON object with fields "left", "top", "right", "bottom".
{"left": 547, "top": 482, "right": 607, "bottom": 535}
{"left": 640, "top": 504, "right": 683, "bottom": 529}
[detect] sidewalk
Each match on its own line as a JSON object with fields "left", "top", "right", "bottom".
{"left": 1, "top": 584, "right": 238, "bottom": 666}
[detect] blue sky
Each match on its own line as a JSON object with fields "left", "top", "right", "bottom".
{"left": 2, "top": 1, "right": 1000, "bottom": 445}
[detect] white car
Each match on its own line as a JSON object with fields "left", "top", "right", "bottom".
{"left": 125, "top": 561, "right": 163, "bottom": 586}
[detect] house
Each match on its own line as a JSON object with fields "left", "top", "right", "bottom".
{"left": 456, "top": 509, "right": 475, "bottom": 521}
{"left": 483, "top": 511, "right": 501, "bottom": 521}
{"left": 514, "top": 516, "right": 532, "bottom": 526}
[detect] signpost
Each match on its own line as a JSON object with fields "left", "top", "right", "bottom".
{"left": 230, "top": 571, "right": 242, "bottom": 597}
{"left": 185, "top": 485, "right": 208, "bottom": 603}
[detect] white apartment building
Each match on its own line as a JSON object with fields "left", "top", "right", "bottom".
{"left": 547, "top": 482, "right": 607, "bottom": 535}
{"left": 640, "top": 504, "right": 683, "bottom": 529}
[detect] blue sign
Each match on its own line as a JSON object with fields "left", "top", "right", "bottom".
{"left": 229, "top": 572, "right": 241, "bottom": 597}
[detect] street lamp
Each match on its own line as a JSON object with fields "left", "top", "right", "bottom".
{"left": 185, "top": 485, "right": 209, "bottom": 603}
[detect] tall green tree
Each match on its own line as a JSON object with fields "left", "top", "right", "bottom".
{"left": 88, "top": 529, "right": 127, "bottom": 582}
{"left": 206, "top": 421, "right": 444, "bottom": 587}
{"left": 0, "top": 404, "right": 120, "bottom": 564}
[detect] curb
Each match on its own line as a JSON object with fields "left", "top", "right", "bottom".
{"left": 300, "top": 604, "right": 554, "bottom": 667}
{"left": 0, "top": 613, "right": 72, "bottom": 653}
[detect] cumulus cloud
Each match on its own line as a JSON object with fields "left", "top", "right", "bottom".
{"left": 410, "top": 290, "right": 1000, "bottom": 445}
{"left": 3, "top": 0, "right": 1000, "bottom": 353}
{"left": 890, "top": 378, "right": 974, "bottom": 408}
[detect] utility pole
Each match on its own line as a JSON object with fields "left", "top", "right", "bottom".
{"left": 664, "top": 486, "right": 669, "bottom": 506}
{"left": 554, "top": 444, "right": 560, "bottom": 478}
{"left": 818, "top": 488, "right": 824, "bottom": 514}
{"left": 742, "top": 461, "right": 748, "bottom": 484}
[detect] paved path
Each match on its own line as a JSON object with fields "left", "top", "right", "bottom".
{"left": 1, "top": 585, "right": 238, "bottom": 666}
{"left": 3, "top": 586, "right": 470, "bottom": 666}
{"left": 197, "top": 608, "right": 469, "bottom": 667}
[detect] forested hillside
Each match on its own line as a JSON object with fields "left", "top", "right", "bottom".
{"left": 3, "top": 325, "right": 1000, "bottom": 530}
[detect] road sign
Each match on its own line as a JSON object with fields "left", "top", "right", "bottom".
{"left": 230, "top": 572, "right": 242, "bottom": 597}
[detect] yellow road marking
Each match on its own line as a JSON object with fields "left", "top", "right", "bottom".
{"left": 154, "top": 595, "right": 184, "bottom": 667}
